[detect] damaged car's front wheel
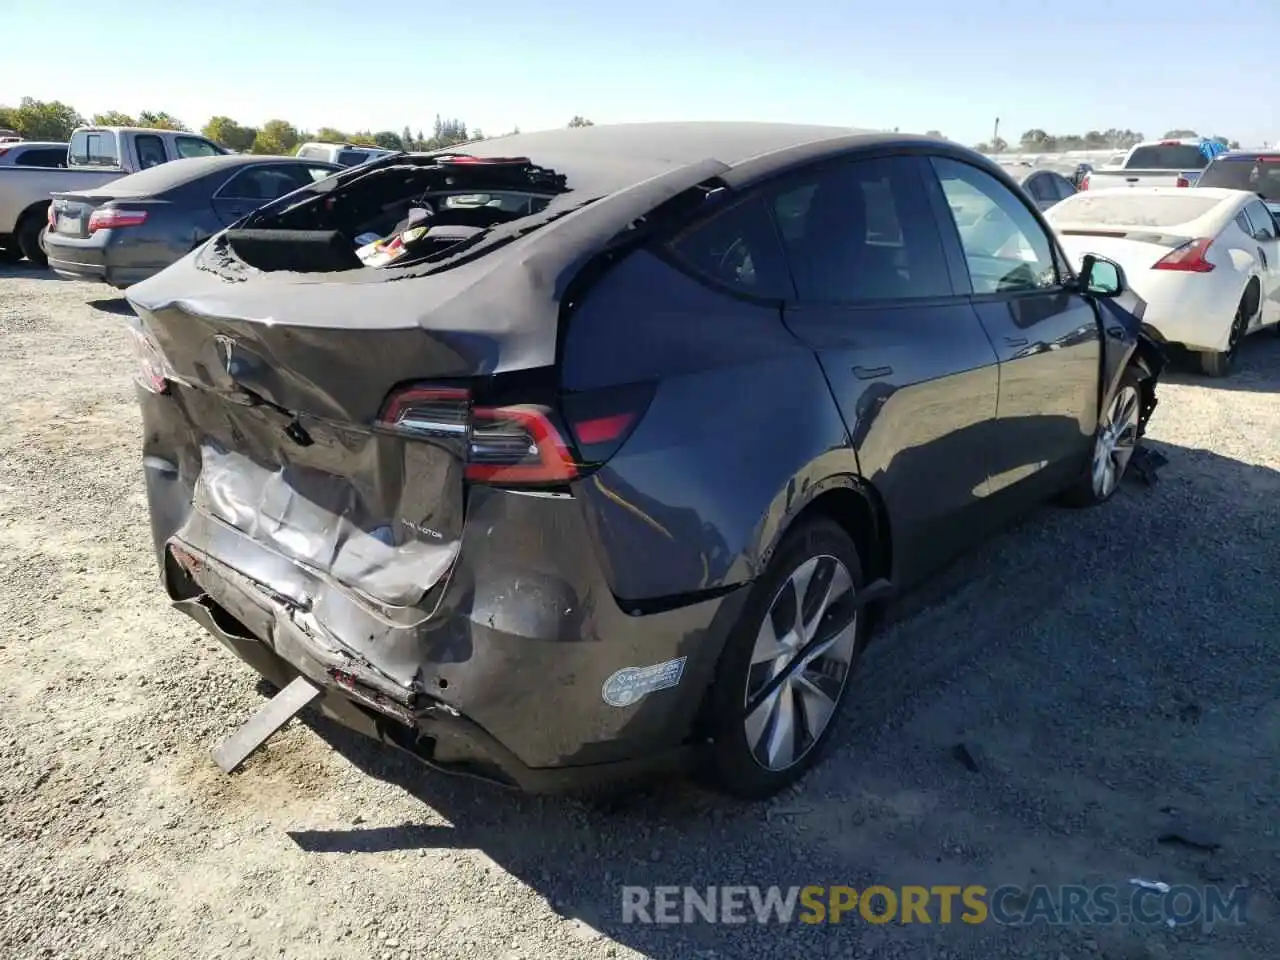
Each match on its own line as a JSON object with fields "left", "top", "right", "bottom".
{"left": 701, "top": 519, "right": 867, "bottom": 800}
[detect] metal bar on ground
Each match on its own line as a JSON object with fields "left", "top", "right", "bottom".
{"left": 211, "top": 676, "right": 321, "bottom": 773}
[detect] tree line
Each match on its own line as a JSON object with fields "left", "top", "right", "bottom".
{"left": 0, "top": 97, "right": 597, "bottom": 153}
{"left": 975, "top": 128, "right": 1241, "bottom": 154}
{"left": 3, "top": 98, "right": 1240, "bottom": 157}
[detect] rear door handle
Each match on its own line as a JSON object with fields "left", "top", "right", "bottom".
{"left": 852, "top": 365, "right": 892, "bottom": 380}
{"left": 1004, "top": 336, "right": 1028, "bottom": 347}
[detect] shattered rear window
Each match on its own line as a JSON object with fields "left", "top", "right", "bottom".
{"left": 209, "top": 154, "right": 574, "bottom": 277}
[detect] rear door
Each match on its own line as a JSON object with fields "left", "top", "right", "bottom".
{"left": 770, "top": 153, "right": 1001, "bottom": 586}
{"left": 926, "top": 156, "right": 1100, "bottom": 500}
{"left": 1241, "top": 198, "right": 1280, "bottom": 327}
{"left": 211, "top": 163, "right": 334, "bottom": 226}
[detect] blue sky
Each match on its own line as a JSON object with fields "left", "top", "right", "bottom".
{"left": 6, "top": 0, "right": 1277, "bottom": 146}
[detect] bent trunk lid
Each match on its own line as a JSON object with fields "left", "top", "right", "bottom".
{"left": 128, "top": 290, "right": 489, "bottom": 611}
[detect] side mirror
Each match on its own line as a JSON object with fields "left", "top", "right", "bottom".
{"left": 1078, "top": 253, "right": 1125, "bottom": 298}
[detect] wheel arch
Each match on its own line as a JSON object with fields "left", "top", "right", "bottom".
{"left": 755, "top": 474, "right": 894, "bottom": 624}
{"left": 15, "top": 199, "right": 51, "bottom": 232}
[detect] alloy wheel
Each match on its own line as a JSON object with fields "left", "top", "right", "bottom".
{"left": 1091, "top": 384, "right": 1140, "bottom": 499}
{"left": 743, "top": 554, "right": 858, "bottom": 771}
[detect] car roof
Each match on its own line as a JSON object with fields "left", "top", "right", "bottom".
{"left": 427, "top": 121, "right": 890, "bottom": 194}
{"left": 4, "top": 141, "right": 67, "bottom": 150}
{"left": 93, "top": 154, "right": 331, "bottom": 196}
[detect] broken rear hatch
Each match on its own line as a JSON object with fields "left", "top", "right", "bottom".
{"left": 124, "top": 148, "right": 731, "bottom": 702}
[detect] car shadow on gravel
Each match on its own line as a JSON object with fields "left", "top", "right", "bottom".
{"left": 281, "top": 437, "right": 1279, "bottom": 960}
{"left": 1159, "top": 333, "right": 1280, "bottom": 393}
{"left": 86, "top": 297, "right": 135, "bottom": 316}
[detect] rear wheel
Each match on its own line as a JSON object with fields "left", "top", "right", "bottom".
{"left": 1062, "top": 365, "right": 1143, "bottom": 507}
{"left": 16, "top": 213, "right": 48, "bottom": 267}
{"left": 1198, "top": 293, "right": 1251, "bottom": 377}
{"left": 701, "top": 518, "right": 866, "bottom": 800}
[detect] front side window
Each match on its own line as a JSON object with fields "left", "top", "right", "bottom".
{"left": 667, "top": 194, "right": 792, "bottom": 298}
{"left": 769, "top": 156, "right": 952, "bottom": 302}
{"left": 931, "top": 156, "right": 1058, "bottom": 295}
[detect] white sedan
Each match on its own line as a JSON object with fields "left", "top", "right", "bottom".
{"left": 1043, "top": 186, "right": 1280, "bottom": 376}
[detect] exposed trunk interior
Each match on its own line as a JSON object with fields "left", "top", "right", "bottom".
{"left": 222, "top": 154, "right": 572, "bottom": 275}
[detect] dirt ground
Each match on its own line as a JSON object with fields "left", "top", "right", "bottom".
{"left": 1, "top": 263, "right": 1277, "bottom": 960}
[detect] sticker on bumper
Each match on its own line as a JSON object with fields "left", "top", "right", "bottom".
{"left": 602, "top": 657, "right": 687, "bottom": 708}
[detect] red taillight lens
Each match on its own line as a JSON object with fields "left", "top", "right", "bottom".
{"left": 1152, "top": 237, "right": 1215, "bottom": 273}
{"left": 1079, "top": 174, "right": 1090, "bottom": 191}
{"left": 125, "top": 323, "right": 171, "bottom": 394}
{"left": 377, "top": 381, "right": 654, "bottom": 487}
{"left": 1175, "top": 176, "right": 1190, "bottom": 188}
{"left": 467, "top": 405, "right": 577, "bottom": 484}
{"left": 88, "top": 208, "right": 148, "bottom": 234}
{"left": 47, "top": 203, "right": 56, "bottom": 228}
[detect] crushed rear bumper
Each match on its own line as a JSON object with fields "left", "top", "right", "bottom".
{"left": 173, "top": 588, "right": 697, "bottom": 793}
{"left": 153, "top": 470, "right": 748, "bottom": 793}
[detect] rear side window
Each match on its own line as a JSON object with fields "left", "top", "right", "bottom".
{"left": 68, "top": 130, "right": 119, "bottom": 167}
{"left": 136, "top": 135, "right": 167, "bottom": 169}
{"left": 220, "top": 164, "right": 318, "bottom": 201}
{"left": 769, "top": 156, "right": 953, "bottom": 302}
{"left": 1126, "top": 144, "right": 1210, "bottom": 169}
{"left": 667, "top": 194, "right": 793, "bottom": 299}
{"left": 14, "top": 148, "right": 66, "bottom": 168}
{"left": 296, "top": 146, "right": 326, "bottom": 160}
{"left": 176, "top": 136, "right": 221, "bottom": 158}
{"left": 1025, "top": 174, "right": 1056, "bottom": 203}
{"left": 337, "top": 149, "right": 372, "bottom": 167}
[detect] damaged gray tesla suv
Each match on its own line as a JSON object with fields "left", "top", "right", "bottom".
{"left": 125, "top": 122, "right": 1164, "bottom": 800}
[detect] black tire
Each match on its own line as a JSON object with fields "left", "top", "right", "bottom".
{"left": 700, "top": 517, "right": 866, "bottom": 800}
{"left": 16, "top": 213, "right": 48, "bottom": 267}
{"left": 1061, "top": 364, "right": 1145, "bottom": 508}
{"left": 1198, "top": 291, "right": 1252, "bottom": 377}
{"left": 0, "top": 244, "right": 22, "bottom": 263}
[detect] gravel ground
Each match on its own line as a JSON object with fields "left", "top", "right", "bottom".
{"left": 1, "top": 263, "right": 1277, "bottom": 960}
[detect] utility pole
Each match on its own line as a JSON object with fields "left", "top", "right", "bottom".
{"left": 992, "top": 117, "right": 1000, "bottom": 153}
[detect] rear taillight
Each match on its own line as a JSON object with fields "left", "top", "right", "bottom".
{"left": 1175, "top": 176, "right": 1190, "bottom": 188}
{"left": 1079, "top": 174, "right": 1090, "bottom": 190}
{"left": 88, "top": 208, "right": 148, "bottom": 234}
{"left": 46, "top": 203, "right": 55, "bottom": 229}
{"left": 125, "top": 323, "right": 171, "bottom": 394}
{"left": 377, "top": 381, "right": 653, "bottom": 487}
{"left": 1152, "top": 237, "right": 1215, "bottom": 273}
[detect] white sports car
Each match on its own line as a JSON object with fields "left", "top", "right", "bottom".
{"left": 1044, "top": 186, "right": 1280, "bottom": 376}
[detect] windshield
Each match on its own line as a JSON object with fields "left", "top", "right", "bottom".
{"left": 1125, "top": 144, "right": 1210, "bottom": 170}
{"left": 1196, "top": 157, "right": 1280, "bottom": 200}
{"left": 1049, "top": 193, "right": 1222, "bottom": 228}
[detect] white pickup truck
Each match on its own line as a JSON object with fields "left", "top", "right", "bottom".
{"left": 0, "top": 126, "right": 226, "bottom": 265}
{"left": 1080, "top": 138, "right": 1216, "bottom": 192}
